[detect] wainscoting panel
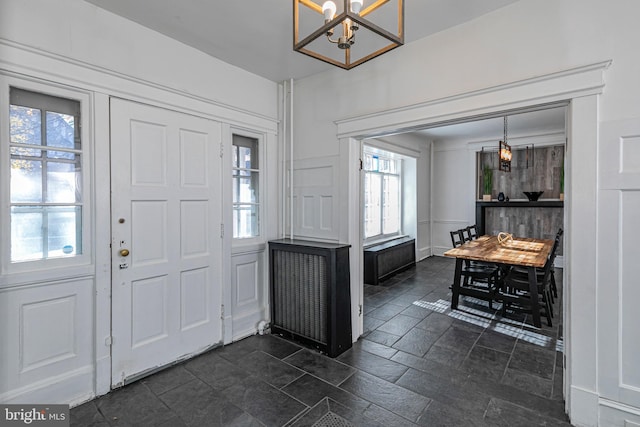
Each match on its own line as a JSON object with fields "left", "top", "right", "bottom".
{"left": 290, "top": 156, "right": 340, "bottom": 241}
{"left": 0, "top": 278, "right": 94, "bottom": 404}
{"left": 231, "top": 250, "right": 267, "bottom": 340}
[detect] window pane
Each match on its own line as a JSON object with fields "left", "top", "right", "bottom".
{"left": 232, "top": 172, "right": 259, "bottom": 204}
{"left": 383, "top": 175, "right": 400, "bottom": 234}
{"left": 46, "top": 111, "right": 77, "bottom": 150}
{"left": 233, "top": 204, "right": 259, "bottom": 238}
{"left": 46, "top": 160, "right": 81, "bottom": 203}
{"left": 11, "top": 159, "right": 43, "bottom": 203}
{"left": 364, "top": 173, "right": 381, "bottom": 238}
{"left": 10, "top": 208, "right": 43, "bottom": 262}
{"left": 47, "top": 206, "right": 82, "bottom": 258}
{"left": 10, "top": 105, "right": 42, "bottom": 146}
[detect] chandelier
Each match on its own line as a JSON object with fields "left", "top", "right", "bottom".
{"left": 294, "top": 0, "right": 404, "bottom": 70}
{"left": 499, "top": 116, "right": 512, "bottom": 172}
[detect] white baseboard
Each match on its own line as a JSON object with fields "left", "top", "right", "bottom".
{"left": 569, "top": 385, "right": 599, "bottom": 427}
{"left": 0, "top": 365, "right": 94, "bottom": 406}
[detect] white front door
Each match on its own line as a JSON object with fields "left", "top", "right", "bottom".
{"left": 110, "top": 98, "right": 223, "bottom": 386}
{"left": 598, "top": 117, "right": 640, "bottom": 410}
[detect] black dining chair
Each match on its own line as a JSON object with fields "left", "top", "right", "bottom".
{"left": 499, "top": 236, "right": 560, "bottom": 326}
{"left": 449, "top": 228, "right": 501, "bottom": 309}
{"left": 463, "top": 224, "right": 479, "bottom": 241}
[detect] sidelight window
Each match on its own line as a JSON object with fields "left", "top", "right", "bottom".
{"left": 232, "top": 134, "right": 260, "bottom": 238}
{"left": 9, "top": 88, "right": 83, "bottom": 262}
{"left": 363, "top": 149, "right": 401, "bottom": 241}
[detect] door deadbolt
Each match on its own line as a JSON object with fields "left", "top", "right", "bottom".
{"left": 119, "top": 249, "right": 130, "bottom": 257}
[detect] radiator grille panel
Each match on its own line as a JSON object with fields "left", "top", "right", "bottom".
{"left": 273, "top": 249, "right": 328, "bottom": 344}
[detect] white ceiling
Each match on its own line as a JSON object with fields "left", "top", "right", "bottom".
{"left": 85, "top": 0, "right": 521, "bottom": 82}
{"left": 84, "top": 0, "right": 566, "bottom": 140}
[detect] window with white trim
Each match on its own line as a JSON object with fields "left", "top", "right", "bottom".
{"left": 9, "top": 88, "right": 83, "bottom": 262}
{"left": 363, "top": 149, "right": 401, "bottom": 241}
{"left": 232, "top": 134, "right": 260, "bottom": 238}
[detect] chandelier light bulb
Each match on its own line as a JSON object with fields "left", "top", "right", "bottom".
{"left": 350, "top": 0, "right": 363, "bottom": 14}
{"left": 322, "top": 1, "right": 337, "bottom": 22}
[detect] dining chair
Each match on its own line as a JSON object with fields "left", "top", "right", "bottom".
{"left": 499, "top": 237, "right": 559, "bottom": 326}
{"left": 463, "top": 224, "right": 479, "bottom": 241}
{"left": 449, "top": 229, "right": 500, "bottom": 309}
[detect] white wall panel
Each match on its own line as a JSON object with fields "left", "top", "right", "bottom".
{"left": 620, "top": 191, "right": 640, "bottom": 391}
{"left": 230, "top": 251, "right": 266, "bottom": 340}
{"left": 0, "top": 278, "right": 94, "bottom": 404}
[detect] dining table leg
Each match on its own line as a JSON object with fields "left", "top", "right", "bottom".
{"left": 451, "top": 258, "right": 463, "bottom": 309}
{"left": 528, "top": 266, "right": 541, "bottom": 328}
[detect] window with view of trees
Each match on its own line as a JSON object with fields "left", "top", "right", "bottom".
{"left": 9, "top": 88, "right": 83, "bottom": 262}
{"left": 232, "top": 134, "right": 259, "bottom": 239}
{"left": 363, "top": 149, "right": 401, "bottom": 241}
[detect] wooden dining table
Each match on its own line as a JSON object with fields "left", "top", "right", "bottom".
{"left": 443, "top": 235, "right": 554, "bottom": 328}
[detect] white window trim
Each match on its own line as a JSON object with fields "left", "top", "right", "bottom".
{"left": 0, "top": 75, "right": 93, "bottom": 285}
{"left": 230, "top": 127, "right": 265, "bottom": 247}
{"left": 363, "top": 146, "right": 403, "bottom": 244}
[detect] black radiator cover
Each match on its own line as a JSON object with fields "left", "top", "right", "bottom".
{"left": 269, "top": 239, "right": 352, "bottom": 358}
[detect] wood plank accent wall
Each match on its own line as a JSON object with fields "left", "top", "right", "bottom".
{"left": 476, "top": 145, "right": 565, "bottom": 255}
{"left": 478, "top": 145, "right": 565, "bottom": 200}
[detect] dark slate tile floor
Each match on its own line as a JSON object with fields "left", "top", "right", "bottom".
{"left": 71, "top": 256, "right": 571, "bottom": 426}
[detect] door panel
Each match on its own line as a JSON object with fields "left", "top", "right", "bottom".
{"left": 110, "top": 98, "right": 222, "bottom": 386}
{"left": 598, "top": 118, "right": 640, "bottom": 408}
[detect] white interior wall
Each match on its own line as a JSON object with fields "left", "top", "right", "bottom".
{"left": 291, "top": 1, "right": 640, "bottom": 426}
{"left": 0, "top": 0, "right": 278, "bottom": 405}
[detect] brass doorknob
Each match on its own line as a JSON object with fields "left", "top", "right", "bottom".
{"left": 119, "top": 249, "right": 130, "bottom": 257}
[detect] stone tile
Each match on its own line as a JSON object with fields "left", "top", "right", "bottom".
{"left": 282, "top": 374, "right": 369, "bottom": 413}
{"left": 415, "top": 312, "right": 454, "bottom": 334}
{"left": 363, "top": 316, "right": 386, "bottom": 334}
{"left": 433, "top": 325, "right": 481, "bottom": 353}
{"left": 483, "top": 397, "right": 572, "bottom": 427}
{"left": 340, "top": 371, "right": 431, "bottom": 422}
{"left": 417, "top": 400, "right": 489, "bottom": 427}
{"left": 377, "top": 314, "right": 422, "bottom": 336}
{"left": 222, "top": 376, "right": 307, "bottom": 427}
{"left": 509, "top": 340, "right": 556, "bottom": 380}
{"left": 235, "top": 350, "right": 305, "bottom": 388}
{"left": 337, "top": 345, "right": 408, "bottom": 382}
{"left": 396, "top": 368, "right": 488, "bottom": 417}
{"left": 460, "top": 345, "right": 511, "bottom": 381}
{"left": 423, "top": 343, "right": 469, "bottom": 369}
{"left": 361, "top": 404, "right": 419, "bottom": 427}
{"left": 69, "top": 401, "right": 109, "bottom": 427}
{"left": 95, "top": 381, "right": 180, "bottom": 426}
{"left": 391, "top": 327, "right": 441, "bottom": 357}
{"left": 365, "top": 329, "right": 402, "bottom": 347}
{"left": 466, "top": 375, "right": 568, "bottom": 421}
{"left": 141, "top": 365, "right": 197, "bottom": 396}
{"left": 476, "top": 330, "right": 517, "bottom": 354}
{"left": 184, "top": 351, "right": 249, "bottom": 391}
{"left": 159, "top": 378, "right": 261, "bottom": 426}
{"left": 501, "top": 367, "right": 553, "bottom": 399}
{"left": 216, "top": 334, "right": 302, "bottom": 361}
{"left": 400, "top": 303, "right": 434, "bottom": 320}
{"left": 368, "top": 303, "right": 407, "bottom": 321}
{"left": 389, "top": 293, "right": 424, "bottom": 308}
{"left": 354, "top": 338, "right": 398, "bottom": 359}
{"left": 284, "top": 348, "right": 356, "bottom": 385}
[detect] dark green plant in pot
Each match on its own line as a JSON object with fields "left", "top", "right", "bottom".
{"left": 483, "top": 166, "right": 493, "bottom": 196}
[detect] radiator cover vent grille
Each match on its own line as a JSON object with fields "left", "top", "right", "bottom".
{"left": 272, "top": 250, "right": 328, "bottom": 344}
{"left": 269, "top": 239, "right": 352, "bottom": 357}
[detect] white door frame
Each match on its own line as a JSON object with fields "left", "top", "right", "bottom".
{"left": 335, "top": 60, "right": 610, "bottom": 425}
